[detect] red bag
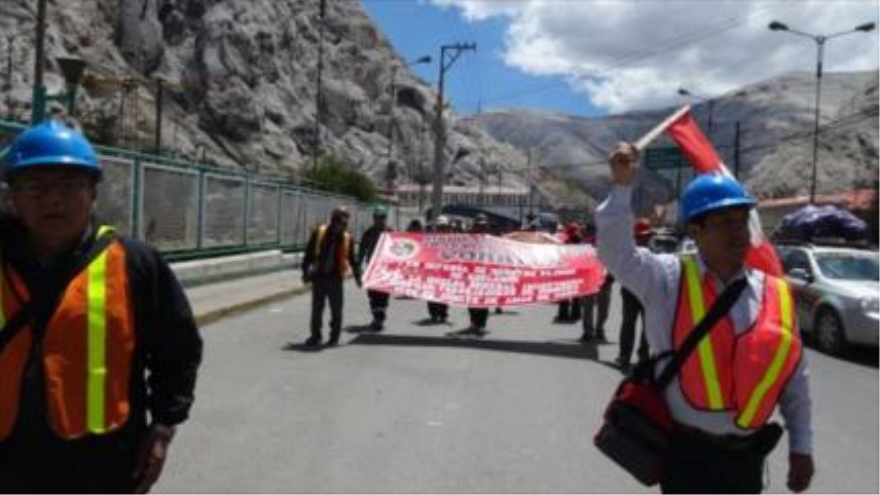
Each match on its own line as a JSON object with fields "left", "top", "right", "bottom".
{"left": 593, "top": 373, "right": 673, "bottom": 486}
{"left": 593, "top": 278, "right": 747, "bottom": 486}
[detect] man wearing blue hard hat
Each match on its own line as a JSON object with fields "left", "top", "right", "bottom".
{"left": 594, "top": 142, "right": 813, "bottom": 493}
{"left": 0, "top": 121, "right": 203, "bottom": 493}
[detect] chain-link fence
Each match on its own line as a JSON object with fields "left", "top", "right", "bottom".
{"left": 0, "top": 120, "right": 394, "bottom": 259}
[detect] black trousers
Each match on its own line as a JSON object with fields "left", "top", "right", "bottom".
{"left": 367, "top": 290, "right": 390, "bottom": 323}
{"left": 583, "top": 277, "right": 613, "bottom": 336}
{"left": 311, "top": 274, "right": 344, "bottom": 339}
{"left": 468, "top": 308, "right": 489, "bottom": 328}
{"left": 618, "top": 287, "right": 649, "bottom": 363}
{"left": 661, "top": 425, "right": 781, "bottom": 494}
{"left": 0, "top": 428, "right": 140, "bottom": 493}
{"left": 556, "top": 297, "right": 583, "bottom": 320}
{"left": 427, "top": 301, "right": 448, "bottom": 319}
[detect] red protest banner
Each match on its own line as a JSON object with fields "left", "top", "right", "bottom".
{"left": 362, "top": 233, "right": 606, "bottom": 308}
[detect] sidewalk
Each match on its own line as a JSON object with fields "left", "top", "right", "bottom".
{"left": 186, "top": 269, "right": 308, "bottom": 327}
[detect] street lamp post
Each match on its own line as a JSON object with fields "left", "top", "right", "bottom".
{"left": 312, "top": 0, "right": 327, "bottom": 171}
{"left": 385, "top": 55, "right": 431, "bottom": 191}
{"left": 430, "top": 42, "right": 475, "bottom": 221}
{"left": 769, "top": 19, "right": 876, "bottom": 204}
{"left": 31, "top": 0, "right": 48, "bottom": 123}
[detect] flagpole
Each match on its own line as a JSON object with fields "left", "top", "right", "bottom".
{"left": 633, "top": 105, "right": 691, "bottom": 151}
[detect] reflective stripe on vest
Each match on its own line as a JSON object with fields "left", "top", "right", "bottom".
{"left": 734, "top": 276, "right": 801, "bottom": 429}
{"left": 315, "top": 225, "right": 350, "bottom": 275}
{"left": 673, "top": 256, "right": 736, "bottom": 411}
{"left": 0, "top": 228, "right": 134, "bottom": 441}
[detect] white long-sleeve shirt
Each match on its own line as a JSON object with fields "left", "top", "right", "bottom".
{"left": 596, "top": 185, "right": 812, "bottom": 454}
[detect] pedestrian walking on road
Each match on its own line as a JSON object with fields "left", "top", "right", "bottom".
{"left": 615, "top": 218, "right": 652, "bottom": 368}
{"left": 357, "top": 205, "right": 393, "bottom": 331}
{"left": 596, "top": 141, "right": 814, "bottom": 493}
{"left": 0, "top": 121, "right": 203, "bottom": 493}
{"left": 302, "top": 207, "right": 361, "bottom": 347}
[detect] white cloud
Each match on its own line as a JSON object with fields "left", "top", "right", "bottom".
{"left": 429, "top": 0, "right": 880, "bottom": 112}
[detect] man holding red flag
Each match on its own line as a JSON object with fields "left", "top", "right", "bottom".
{"left": 595, "top": 137, "right": 814, "bottom": 493}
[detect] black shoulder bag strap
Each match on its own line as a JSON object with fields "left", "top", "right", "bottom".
{"left": 655, "top": 276, "right": 748, "bottom": 390}
{"left": 0, "top": 229, "right": 117, "bottom": 353}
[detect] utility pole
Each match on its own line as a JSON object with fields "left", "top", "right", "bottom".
{"left": 154, "top": 78, "right": 164, "bottom": 154}
{"left": 5, "top": 35, "right": 13, "bottom": 119}
{"left": 526, "top": 148, "right": 534, "bottom": 215}
{"left": 478, "top": 156, "right": 485, "bottom": 206}
{"left": 430, "top": 42, "right": 475, "bottom": 221}
{"left": 31, "top": 0, "right": 48, "bottom": 123}
{"left": 733, "top": 121, "right": 741, "bottom": 180}
{"left": 312, "top": 0, "right": 327, "bottom": 171}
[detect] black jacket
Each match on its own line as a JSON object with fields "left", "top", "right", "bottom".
{"left": 0, "top": 216, "right": 202, "bottom": 450}
{"left": 357, "top": 225, "right": 392, "bottom": 269}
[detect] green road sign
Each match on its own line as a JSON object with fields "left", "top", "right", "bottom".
{"left": 644, "top": 146, "right": 690, "bottom": 170}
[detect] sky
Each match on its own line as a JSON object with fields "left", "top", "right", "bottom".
{"left": 361, "top": 0, "right": 879, "bottom": 117}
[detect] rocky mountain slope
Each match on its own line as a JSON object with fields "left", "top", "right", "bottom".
{"left": 470, "top": 71, "right": 879, "bottom": 208}
{"left": 0, "top": 0, "right": 528, "bottom": 192}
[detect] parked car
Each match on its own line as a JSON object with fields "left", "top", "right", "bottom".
{"left": 775, "top": 242, "right": 879, "bottom": 354}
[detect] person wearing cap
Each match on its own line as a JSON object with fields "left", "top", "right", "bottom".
{"left": 427, "top": 215, "right": 452, "bottom": 323}
{"left": 614, "top": 218, "right": 652, "bottom": 369}
{"left": 596, "top": 142, "right": 813, "bottom": 493}
{"left": 302, "top": 206, "right": 361, "bottom": 347}
{"left": 357, "top": 205, "right": 393, "bottom": 331}
{"left": 0, "top": 121, "right": 203, "bottom": 492}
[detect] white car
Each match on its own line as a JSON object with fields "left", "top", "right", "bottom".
{"left": 776, "top": 243, "right": 879, "bottom": 354}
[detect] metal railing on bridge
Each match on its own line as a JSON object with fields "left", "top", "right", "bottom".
{"left": 0, "top": 120, "right": 397, "bottom": 261}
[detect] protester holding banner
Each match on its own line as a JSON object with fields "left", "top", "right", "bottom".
{"left": 581, "top": 223, "right": 612, "bottom": 343}
{"left": 456, "top": 213, "right": 493, "bottom": 337}
{"left": 427, "top": 216, "right": 452, "bottom": 324}
{"left": 596, "top": 141, "right": 813, "bottom": 493}
{"left": 357, "top": 206, "right": 393, "bottom": 331}
{"left": 554, "top": 223, "right": 584, "bottom": 323}
{"left": 302, "top": 207, "right": 361, "bottom": 347}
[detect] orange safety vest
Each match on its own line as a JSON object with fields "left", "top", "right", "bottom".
{"left": 314, "top": 225, "right": 351, "bottom": 276}
{"left": 0, "top": 231, "right": 135, "bottom": 441}
{"left": 672, "top": 256, "right": 801, "bottom": 429}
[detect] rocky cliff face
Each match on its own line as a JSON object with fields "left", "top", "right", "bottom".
{"left": 0, "top": 0, "right": 527, "bottom": 191}
{"left": 471, "top": 71, "right": 879, "bottom": 207}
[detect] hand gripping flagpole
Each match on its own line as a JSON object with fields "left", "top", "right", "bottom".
{"left": 633, "top": 105, "right": 691, "bottom": 151}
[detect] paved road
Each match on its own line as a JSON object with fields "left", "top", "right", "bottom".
{"left": 156, "top": 280, "right": 878, "bottom": 493}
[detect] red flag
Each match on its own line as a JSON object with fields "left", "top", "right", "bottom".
{"left": 663, "top": 109, "right": 783, "bottom": 276}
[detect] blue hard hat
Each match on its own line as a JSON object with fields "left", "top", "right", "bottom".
{"left": 680, "top": 174, "right": 755, "bottom": 223}
{"left": 3, "top": 121, "right": 101, "bottom": 178}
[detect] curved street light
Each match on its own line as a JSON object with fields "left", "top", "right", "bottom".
{"left": 385, "top": 55, "right": 432, "bottom": 191}
{"left": 769, "top": 19, "right": 876, "bottom": 203}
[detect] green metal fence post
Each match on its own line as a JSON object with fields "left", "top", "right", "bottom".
{"left": 196, "top": 170, "right": 205, "bottom": 249}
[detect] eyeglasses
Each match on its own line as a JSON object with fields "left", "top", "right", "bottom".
{"left": 12, "top": 178, "right": 93, "bottom": 197}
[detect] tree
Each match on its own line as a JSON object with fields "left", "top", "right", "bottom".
{"left": 301, "top": 153, "right": 378, "bottom": 203}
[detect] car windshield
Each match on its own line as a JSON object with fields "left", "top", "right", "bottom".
{"left": 814, "top": 252, "right": 879, "bottom": 281}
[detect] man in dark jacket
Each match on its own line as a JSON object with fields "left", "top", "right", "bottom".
{"left": 302, "top": 207, "right": 361, "bottom": 347}
{"left": 0, "top": 121, "right": 202, "bottom": 493}
{"left": 357, "top": 205, "right": 393, "bottom": 331}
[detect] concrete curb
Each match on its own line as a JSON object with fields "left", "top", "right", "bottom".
{"left": 194, "top": 285, "right": 312, "bottom": 327}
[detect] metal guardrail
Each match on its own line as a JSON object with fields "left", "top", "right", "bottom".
{"left": 0, "top": 120, "right": 398, "bottom": 260}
